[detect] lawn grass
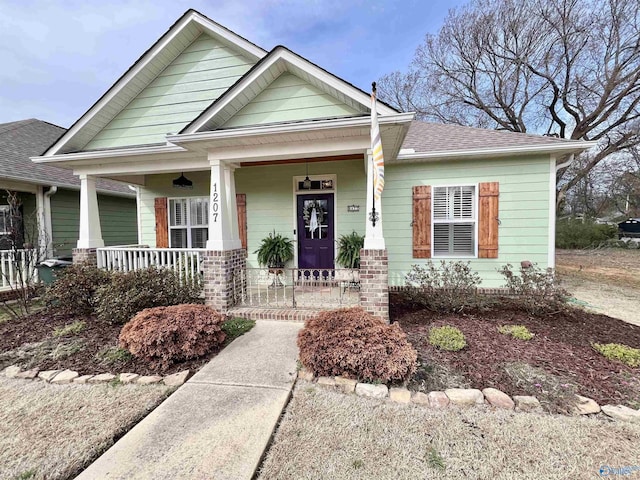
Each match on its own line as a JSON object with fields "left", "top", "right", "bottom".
{"left": 0, "top": 377, "right": 171, "bottom": 480}
{"left": 259, "top": 384, "right": 640, "bottom": 480}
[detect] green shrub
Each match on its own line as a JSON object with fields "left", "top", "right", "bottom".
{"left": 297, "top": 307, "right": 418, "bottom": 383}
{"left": 96, "top": 346, "right": 133, "bottom": 366}
{"left": 556, "top": 218, "right": 617, "bottom": 249}
{"left": 498, "top": 263, "right": 569, "bottom": 315}
{"left": 119, "top": 304, "right": 226, "bottom": 369}
{"left": 405, "top": 261, "right": 484, "bottom": 313}
{"left": 222, "top": 317, "right": 255, "bottom": 344}
{"left": 592, "top": 343, "right": 640, "bottom": 368}
{"left": 428, "top": 326, "right": 466, "bottom": 351}
{"left": 43, "top": 265, "right": 111, "bottom": 316}
{"left": 95, "top": 267, "right": 202, "bottom": 324}
{"left": 53, "top": 321, "right": 86, "bottom": 338}
{"left": 498, "top": 325, "right": 534, "bottom": 341}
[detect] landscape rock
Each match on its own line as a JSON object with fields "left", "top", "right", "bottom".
{"left": 428, "top": 391, "right": 450, "bottom": 408}
{"left": 411, "top": 392, "right": 430, "bottom": 406}
{"left": 389, "top": 387, "right": 411, "bottom": 404}
{"left": 298, "top": 368, "right": 314, "bottom": 382}
{"left": 513, "top": 395, "right": 542, "bottom": 412}
{"left": 88, "top": 373, "right": 116, "bottom": 383}
{"left": 445, "top": 388, "right": 485, "bottom": 406}
{"left": 163, "top": 370, "right": 190, "bottom": 387}
{"left": 482, "top": 388, "right": 515, "bottom": 409}
{"left": 355, "top": 383, "right": 388, "bottom": 399}
{"left": 334, "top": 377, "right": 357, "bottom": 393}
{"left": 15, "top": 369, "right": 39, "bottom": 379}
{"left": 574, "top": 395, "right": 601, "bottom": 415}
{"left": 136, "top": 375, "right": 163, "bottom": 385}
{"left": 3, "top": 365, "right": 21, "bottom": 378}
{"left": 119, "top": 373, "right": 140, "bottom": 384}
{"left": 601, "top": 405, "right": 640, "bottom": 423}
{"left": 316, "top": 376, "right": 336, "bottom": 388}
{"left": 51, "top": 370, "right": 79, "bottom": 384}
{"left": 38, "top": 370, "right": 62, "bottom": 382}
{"left": 73, "top": 375, "right": 94, "bottom": 384}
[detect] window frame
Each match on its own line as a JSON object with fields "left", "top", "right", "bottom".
{"left": 0, "top": 205, "right": 11, "bottom": 235}
{"left": 167, "top": 197, "right": 209, "bottom": 249}
{"left": 430, "top": 183, "right": 479, "bottom": 259}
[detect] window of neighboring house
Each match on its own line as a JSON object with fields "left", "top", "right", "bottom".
{"left": 432, "top": 185, "right": 477, "bottom": 257}
{"left": 169, "top": 198, "right": 209, "bottom": 248}
{"left": 0, "top": 206, "right": 11, "bottom": 235}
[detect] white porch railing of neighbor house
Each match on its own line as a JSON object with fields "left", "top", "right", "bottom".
{"left": 233, "top": 268, "right": 360, "bottom": 309}
{"left": 0, "top": 249, "right": 38, "bottom": 290}
{"left": 97, "top": 247, "right": 206, "bottom": 284}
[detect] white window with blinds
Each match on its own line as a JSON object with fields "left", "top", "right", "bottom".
{"left": 432, "top": 185, "right": 477, "bottom": 257}
{"left": 169, "top": 198, "right": 209, "bottom": 248}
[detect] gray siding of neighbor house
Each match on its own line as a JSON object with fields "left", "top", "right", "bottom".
{"left": 50, "top": 188, "right": 137, "bottom": 256}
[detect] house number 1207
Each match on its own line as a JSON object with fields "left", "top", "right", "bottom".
{"left": 211, "top": 183, "right": 219, "bottom": 222}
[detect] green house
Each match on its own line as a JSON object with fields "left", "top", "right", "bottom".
{"left": 33, "top": 10, "right": 593, "bottom": 319}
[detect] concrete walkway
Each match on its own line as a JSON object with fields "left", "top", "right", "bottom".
{"left": 76, "top": 320, "right": 302, "bottom": 480}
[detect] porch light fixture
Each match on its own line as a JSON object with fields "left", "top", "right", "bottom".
{"left": 172, "top": 172, "right": 193, "bottom": 189}
{"left": 303, "top": 162, "right": 312, "bottom": 189}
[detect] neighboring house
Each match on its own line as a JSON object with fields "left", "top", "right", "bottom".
{"left": 33, "top": 10, "right": 593, "bottom": 320}
{"left": 0, "top": 119, "right": 138, "bottom": 257}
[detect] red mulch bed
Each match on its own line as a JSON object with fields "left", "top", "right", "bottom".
{"left": 391, "top": 293, "right": 640, "bottom": 409}
{"left": 0, "top": 312, "right": 222, "bottom": 376}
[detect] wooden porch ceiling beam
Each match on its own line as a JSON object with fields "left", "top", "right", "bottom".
{"left": 240, "top": 153, "right": 362, "bottom": 167}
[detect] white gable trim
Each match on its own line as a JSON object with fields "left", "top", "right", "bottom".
{"left": 184, "top": 47, "right": 398, "bottom": 134}
{"left": 44, "top": 10, "right": 267, "bottom": 157}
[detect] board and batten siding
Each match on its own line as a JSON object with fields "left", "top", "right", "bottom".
{"left": 84, "top": 33, "right": 255, "bottom": 150}
{"left": 50, "top": 189, "right": 138, "bottom": 256}
{"left": 137, "top": 160, "right": 367, "bottom": 267}
{"left": 384, "top": 155, "right": 553, "bottom": 287}
{"left": 222, "top": 73, "right": 360, "bottom": 129}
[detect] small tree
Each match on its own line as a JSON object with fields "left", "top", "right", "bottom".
{"left": 0, "top": 190, "right": 50, "bottom": 320}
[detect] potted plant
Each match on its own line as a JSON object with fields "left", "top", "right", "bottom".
{"left": 335, "top": 231, "right": 364, "bottom": 283}
{"left": 255, "top": 230, "right": 294, "bottom": 271}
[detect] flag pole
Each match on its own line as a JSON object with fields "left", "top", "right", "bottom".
{"left": 369, "top": 81, "right": 378, "bottom": 227}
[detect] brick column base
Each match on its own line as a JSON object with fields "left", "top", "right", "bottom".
{"left": 359, "top": 249, "right": 389, "bottom": 323}
{"left": 203, "top": 249, "right": 246, "bottom": 314}
{"left": 72, "top": 248, "right": 97, "bottom": 265}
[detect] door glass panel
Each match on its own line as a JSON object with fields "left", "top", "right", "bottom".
{"left": 303, "top": 199, "right": 329, "bottom": 239}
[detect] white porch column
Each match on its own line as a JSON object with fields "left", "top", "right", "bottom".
{"left": 225, "top": 164, "right": 242, "bottom": 250}
{"left": 364, "top": 150, "right": 385, "bottom": 249}
{"left": 206, "top": 157, "right": 235, "bottom": 250}
{"left": 77, "top": 174, "right": 104, "bottom": 249}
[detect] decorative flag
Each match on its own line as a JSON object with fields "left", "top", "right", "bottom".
{"left": 371, "top": 83, "right": 384, "bottom": 200}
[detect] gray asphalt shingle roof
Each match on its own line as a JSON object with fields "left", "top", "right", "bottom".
{"left": 0, "top": 119, "right": 132, "bottom": 195}
{"left": 402, "top": 121, "right": 575, "bottom": 153}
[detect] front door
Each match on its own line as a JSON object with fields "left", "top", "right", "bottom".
{"left": 297, "top": 194, "right": 334, "bottom": 269}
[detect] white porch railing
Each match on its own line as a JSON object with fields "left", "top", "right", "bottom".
{"left": 0, "top": 249, "right": 39, "bottom": 290}
{"left": 97, "top": 246, "right": 206, "bottom": 283}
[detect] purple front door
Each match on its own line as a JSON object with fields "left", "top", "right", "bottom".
{"left": 297, "top": 194, "right": 334, "bottom": 269}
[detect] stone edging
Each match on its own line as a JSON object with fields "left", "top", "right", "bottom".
{"left": 298, "top": 369, "right": 640, "bottom": 424}
{"left": 1, "top": 365, "right": 190, "bottom": 387}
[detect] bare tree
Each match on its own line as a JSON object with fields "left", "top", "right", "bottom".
{"left": 378, "top": 0, "right": 640, "bottom": 207}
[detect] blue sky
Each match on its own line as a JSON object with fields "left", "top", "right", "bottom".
{"left": 0, "top": 0, "right": 465, "bottom": 127}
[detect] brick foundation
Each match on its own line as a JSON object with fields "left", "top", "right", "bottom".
{"left": 359, "top": 249, "right": 389, "bottom": 323}
{"left": 72, "top": 248, "right": 97, "bottom": 265}
{"left": 203, "top": 249, "right": 246, "bottom": 314}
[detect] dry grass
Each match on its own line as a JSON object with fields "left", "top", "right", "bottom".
{"left": 556, "top": 248, "right": 640, "bottom": 289}
{"left": 259, "top": 384, "right": 640, "bottom": 480}
{"left": 0, "top": 377, "right": 171, "bottom": 480}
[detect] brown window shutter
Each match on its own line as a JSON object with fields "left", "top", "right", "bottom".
{"left": 412, "top": 185, "right": 431, "bottom": 258}
{"left": 478, "top": 182, "right": 499, "bottom": 258}
{"left": 236, "top": 193, "right": 247, "bottom": 250}
{"left": 154, "top": 197, "right": 169, "bottom": 248}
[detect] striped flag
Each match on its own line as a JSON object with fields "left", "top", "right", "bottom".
{"left": 371, "top": 83, "right": 384, "bottom": 200}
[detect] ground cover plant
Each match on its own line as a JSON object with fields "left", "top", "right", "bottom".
{"left": 428, "top": 326, "right": 466, "bottom": 351}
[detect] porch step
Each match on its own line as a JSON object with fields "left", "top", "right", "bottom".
{"left": 227, "top": 307, "right": 322, "bottom": 322}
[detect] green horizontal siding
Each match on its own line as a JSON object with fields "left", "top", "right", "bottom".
{"left": 84, "top": 34, "right": 255, "bottom": 150}
{"left": 50, "top": 189, "right": 138, "bottom": 256}
{"left": 223, "top": 73, "right": 359, "bottom": 128}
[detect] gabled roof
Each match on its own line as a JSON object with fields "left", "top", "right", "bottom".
{"left": 0, "top": 119, "right": 132, "bottom": 195}
{"left": 44, "top": 9, "right": 267, "bottom": 156}
{"left": 183, "top": 46, "right": 399, "bottom": 133}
